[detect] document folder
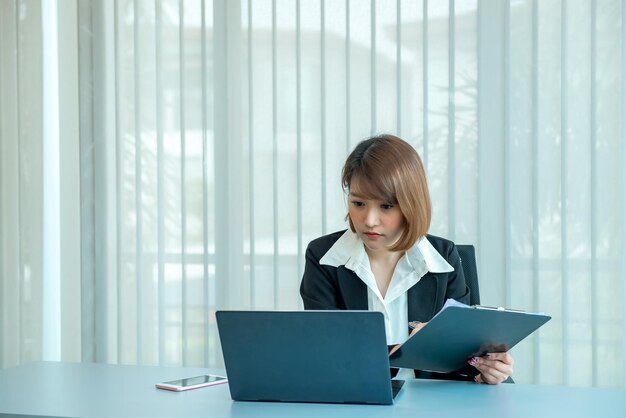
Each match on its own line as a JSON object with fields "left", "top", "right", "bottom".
{"left": 389, "top": 301, "right": 551, "bottom": 373}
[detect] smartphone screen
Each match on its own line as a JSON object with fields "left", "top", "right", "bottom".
{"left": 166, "top": 375, "right": 226, "bottom": 387}
{"left": 156, "top": 374, "right": 227, "bottom": 391}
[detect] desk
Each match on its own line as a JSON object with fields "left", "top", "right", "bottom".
{"left": 0, "top": 361, "right": 623, "bottom": 418}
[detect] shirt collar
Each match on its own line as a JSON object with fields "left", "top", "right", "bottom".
{"left": 409, "top": 236, "right": 454, "bottom": 273}
{"left": 319, "top": 229, "right": 365, "bottom": 269}
{"left": 319, "top": 230, "right": 454, "bottom": 274}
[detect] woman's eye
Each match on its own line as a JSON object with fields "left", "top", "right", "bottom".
{"left": 351, "top": 201, "right": 365, "bottom": 207}
{"left": 381, "top": 204, "right": 394, "bottom": 210}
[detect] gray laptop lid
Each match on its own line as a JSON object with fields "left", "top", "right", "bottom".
{"left": 216, "top": 310, "right": 397, "bottom": 405}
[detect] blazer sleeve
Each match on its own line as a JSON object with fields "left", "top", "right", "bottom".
{"left": 443, "top": 244, "right": 470, "bottom": 305}
{"left": 300, "top": 244, "right": 343, "bottom": 310}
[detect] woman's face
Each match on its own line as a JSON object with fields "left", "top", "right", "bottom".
{"left": 347, "top": 177, "right": 405, "bottom": 253}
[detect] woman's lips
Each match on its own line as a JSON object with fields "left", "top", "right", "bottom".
{"left": 364, "top": 232, "right": 382, "bottom": 239}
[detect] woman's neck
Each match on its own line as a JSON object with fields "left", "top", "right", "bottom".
{"left": 364, "top": 247, "right": 404, "bottom": 298}
{"left": 364, "top": 246, "right": 403, "bottom": 265}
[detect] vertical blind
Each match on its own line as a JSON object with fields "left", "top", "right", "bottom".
{"left": 0, "top": 0, "right": 82, "bottom": 365}
{"left": 0, "top": 0, "right": 625, "bottom": 388}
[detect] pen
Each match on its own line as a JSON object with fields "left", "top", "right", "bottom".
{"left": 472, "top": 305, "right": 525, "bottom": 313}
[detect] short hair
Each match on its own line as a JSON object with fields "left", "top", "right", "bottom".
{"left": 341, "top": 134, "right": 432, "bottom": 252}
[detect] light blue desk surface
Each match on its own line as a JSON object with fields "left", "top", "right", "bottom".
{"left": 0, "top": 361, "right": 624, "bottom": 418}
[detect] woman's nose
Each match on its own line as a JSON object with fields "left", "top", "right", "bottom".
{"left": 364, "top": 208, "right": 379, "bottom": 227}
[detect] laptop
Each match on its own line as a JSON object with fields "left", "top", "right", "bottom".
{"left": 216, "top": 310, "right": 404, "bottom": 405}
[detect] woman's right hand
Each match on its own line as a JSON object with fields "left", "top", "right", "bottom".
{"left": 388, "top": 321, "right": 428, "bottom": 356}
{"left": 408, "top": 321, "right": 427, "bottom": 336}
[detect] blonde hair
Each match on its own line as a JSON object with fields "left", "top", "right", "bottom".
{"left": 341, "top": 134, "right": 431, "bottom": 252}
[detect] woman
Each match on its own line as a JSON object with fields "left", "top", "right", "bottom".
{"left": 300, "top": 134, "right": 513, "bottom": 384}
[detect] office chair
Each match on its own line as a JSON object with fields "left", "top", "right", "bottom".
{"left": 456, "top": 245, "right": 480, "bottom": 306}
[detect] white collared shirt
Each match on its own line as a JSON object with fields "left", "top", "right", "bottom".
{"left": 319, "top": 230, "right": 454, "bottom": 345}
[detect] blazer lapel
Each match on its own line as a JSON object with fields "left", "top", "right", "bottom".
{"left": 407, "top": 273, "right": 440, "bottom": 322}
{"left": 336, "top": 267, "right": 368, "bottom": 310}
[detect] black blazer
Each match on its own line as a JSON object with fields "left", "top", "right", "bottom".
{"left": 300, "top": 230, "right": 470, "bottom": 322}
{"left": 300, "top": 230, "right": 476, "bottom": 381}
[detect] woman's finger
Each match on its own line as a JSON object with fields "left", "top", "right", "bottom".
{"left": 468, "top": 355, "right": 513, "bottom": 384}
{"left": 476, "top": 366, "right": 507, "bottom": 384}
{"left": 484, "top": 352, "right": 514, "bottom": 366}
{"left": 476, "top": 357, "right": 513, "bottom": 375}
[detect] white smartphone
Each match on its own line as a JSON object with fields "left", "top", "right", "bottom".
{"left": 155, "top": 374, "right": 228, "bottom": 392}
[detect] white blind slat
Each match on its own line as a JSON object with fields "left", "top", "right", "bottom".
{"left": 155, "top": 0, "right": 165, "bottom": 367}
{"left": 371, "top": 0, "right": 376, "bottom": 134}
{"left": 447, "top": 0, "right": 455, "bottom": 240}
{"left": 560, "top": 0, "right": 570, "bottom": 386}
{"left": 179, "top": 0, "right": 188, "bottom": 368}
{"left": 246, "top": 0, "right": 256, "bottom": 309}
{"left": 422, "top": 0, "right": 429, "bottom": 170}
{"left": 132, "top": 0, "right": 144, "bottom": 366}
{"left": 272, "top": 0, "right": 279, "bottom": 309}
{"left": 201, "top": 0, "right": 210, "bottom": 367}
{"left": 113, "top": 0, "right": 123, "bottom": 364}
{"left": 589, "top": 0, "right": 598, "bottom": 388}
{"left": 531, "top": 0, "right": 540, "bottom": 383}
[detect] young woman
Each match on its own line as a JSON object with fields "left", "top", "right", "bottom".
{"left": 300, "top": 134, "right": 513, "bottom": 384}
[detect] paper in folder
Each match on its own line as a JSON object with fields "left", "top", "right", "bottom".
{"left": 389, "top": 299, "right": 551, "bottom": 373}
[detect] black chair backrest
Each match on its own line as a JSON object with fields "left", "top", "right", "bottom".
{"left": 456, "top": 245, "right": 480, "bottom": 306}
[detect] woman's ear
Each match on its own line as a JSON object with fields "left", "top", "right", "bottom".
{"left": 345, "top": 214, "right": 356, "bottom": 232}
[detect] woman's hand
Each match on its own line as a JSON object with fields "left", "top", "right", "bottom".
{"left": 408, "top": 321, "right": 427, "bottom": 335}
{"left": 388, "top": 321, "right": 429, "bottom": 356}
{"left": 468, "top": 352, "right": 514, "bottom": 384}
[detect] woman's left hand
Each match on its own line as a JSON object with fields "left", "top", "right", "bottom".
{"left": 468, "top": 352, "right": 514, "bottom": 384}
